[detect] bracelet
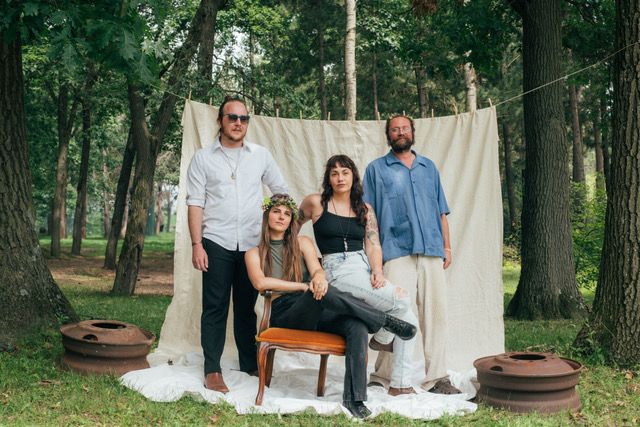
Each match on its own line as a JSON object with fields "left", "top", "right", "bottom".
{"left": 191, "top": 241, "right": 202, "bottom": 247}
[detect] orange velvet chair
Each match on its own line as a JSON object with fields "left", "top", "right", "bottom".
{"left": 254, "top": 290, "right": 346, "bottom": 405}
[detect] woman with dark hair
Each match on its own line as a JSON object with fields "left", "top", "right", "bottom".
{"left": 245, "top": 194, "right": 416, "bottom": 419}
{"left": 300, "top": 155, "right": 419, "bottom": 396}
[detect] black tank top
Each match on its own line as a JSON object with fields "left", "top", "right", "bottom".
{"left": 313, "top": 204, "right": 365, "bottom": 255}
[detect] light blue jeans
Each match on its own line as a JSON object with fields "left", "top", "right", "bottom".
{"left": 322, "top": 250, "right": 417, "bottom": 388}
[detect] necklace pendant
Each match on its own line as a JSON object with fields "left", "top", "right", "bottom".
{"left": 343, "top": 237, "right": 348, "bottom": 252}
{"left": 231, "top": 172, "right": 236, "bottom": 180}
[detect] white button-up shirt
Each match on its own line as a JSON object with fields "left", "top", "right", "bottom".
{"left": 186, "top": 138, "right": 288, "bottom": 251}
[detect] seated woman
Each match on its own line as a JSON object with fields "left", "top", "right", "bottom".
{"left": 245, "top": 194, "right": 416, "bottom": 419}
{"left": 300, "top": 155, "right": 419, "bottom": 396}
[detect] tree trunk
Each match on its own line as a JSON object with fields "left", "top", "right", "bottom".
{"left": 502, "top": 121, "right": 517, "bottom": 234}
{"left": 344, "top": 0, "right": 356, "bottom": 121}
{"left": 195, "top": 0, "right": 220, "bottom": 98}
{"left": 104, "top": 130, "right": 135, "bottom": 269}
{"left": 50, "top": 82, "right": 77, "bottom": 257}
{"left": 165, "top": 187, "right": 172, "bottom": 232}
{"left": 145, "top": 189, "right": 156, "bottom": 236}
{"left": 594, "top": 101, "right": 606, "bottom": 193}
{"left": 601, "top": 97, "right": 611, "bottom": 191}
{"left": 575, "top": 0, "right": 640, "bottom": 366}
{"left": 372, "top": 52, "right": 380, "bottom": 121}
{"left": 317, "top": 7, "right": 328, "bottom": 120}
{"left": 0, "top": 34, "right": 77, "bottom": 342}
{"left": 570, "top": 85, "right": 586, "bottom": 183}
{"left": 464, "top": 62, "right": 477, "bottom": 113}
{"left": 113, "top": 85, "right": 157, "bottom": 295}
{"left": 570, "top": 84, "right": 586, "bottom": 214}
{"left": 71, "top": 82, "right": 94, "bottom": 256}
{"left": 506, "top": 0, "right": 584, "bottom": 320}
{"left": 155, "top": 183, "right": 164, "bottom": 234}
{"left": 112, "top": 0, "right": 213, "bottom": 295}
{"left": 415, "top": 65, "right": 428, "bottom": 118}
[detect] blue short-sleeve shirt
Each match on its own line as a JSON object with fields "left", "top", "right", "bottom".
{"left": 363, "top": 151, "right": 450, "bottom": 262}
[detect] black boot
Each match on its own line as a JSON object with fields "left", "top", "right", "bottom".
{"left": 383, "top": 315, "right": 417, "bottom": 340}
{"left": 343, "top": 400, "right": 372, "bottom": 419}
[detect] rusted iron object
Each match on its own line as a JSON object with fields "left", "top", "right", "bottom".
{"left": 474, "top": 351, "right": 582, "bottom": 413}
{"left": 60, "top": 320, "right": 155, "bottom": 375}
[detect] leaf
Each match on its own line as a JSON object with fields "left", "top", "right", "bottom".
{"left": 22, "top": 2, "right": 39, "bottom": 16}
{"left": 119, "top": 30, "right": 137, "bottom": 61}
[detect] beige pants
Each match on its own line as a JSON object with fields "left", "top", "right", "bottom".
{"left": 370, "top": 255, "right": 449, "bottom": 390}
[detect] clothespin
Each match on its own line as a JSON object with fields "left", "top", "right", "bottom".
{"left": 276, "top": 108, "right": 279, "bottom": 118}
{"left": 300, "top": 111, "right": 303, "bottom": 120}
{"left": 188, "top": 89, "right": 192, "bottom": 101}
{"left": 327, "top": 111, "right": 331, "bottom": 121}
{"left": 209, "top": 98, "right": 212, "bottom": 106}
{"left": 431, "top": 109, "right": 434, "bottom": 118}
{"left": 402, "top": 110, "right": 406, "bottom": 116}
{"left": 488, "top": 98, "right": 493, "bottom": 107}
{"left": 453, "top": 104, "right": 458, "bottom": 115}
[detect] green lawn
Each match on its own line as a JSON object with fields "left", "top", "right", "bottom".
{"left": 1, "top": 237, "right": 638, "bottom": 425}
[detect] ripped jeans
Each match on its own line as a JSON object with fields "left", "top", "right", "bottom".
{"left": 322, "top": 250, "right": 418, "bottom": 388}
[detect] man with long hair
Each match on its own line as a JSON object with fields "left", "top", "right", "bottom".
{"left": 186, "top": 97, "right": 287, "bottom": 393}
{"left": 363, "top": 114, "right": 460, "bottom": 394}
{"left": 245, "top": 194, "right": 416, "bottom": 418}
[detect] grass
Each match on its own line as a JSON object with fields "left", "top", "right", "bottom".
{"left": 1, "top": 237, "right": 639, "bottom": 425}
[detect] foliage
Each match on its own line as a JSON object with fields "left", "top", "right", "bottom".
{"left": 572, "top": 186, "right": 607, "bottom": 289}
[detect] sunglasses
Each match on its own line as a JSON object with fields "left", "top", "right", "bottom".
{"left": 225, "top": 113, "right": 250, "bottom": 123}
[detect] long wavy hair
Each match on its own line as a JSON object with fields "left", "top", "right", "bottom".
{"left": 320, "top": 154, "right": 367, "bottom": 225}
{"left": 258, "top": 194, "right": 303, "bottom": 282}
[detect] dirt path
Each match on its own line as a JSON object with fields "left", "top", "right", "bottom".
{"left": 46, "top": 253, "right": 174, "bottom": 296}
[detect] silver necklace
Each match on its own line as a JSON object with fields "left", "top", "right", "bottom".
{"left": 330, "top": 198, "right": 351, "bottom": 253}
{"left": 219, "top": 146, "right": 242, "bottom": 180}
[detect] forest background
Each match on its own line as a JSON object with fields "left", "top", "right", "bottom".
{"left": 1, "top": 0, "right": 640, "bottom": 423}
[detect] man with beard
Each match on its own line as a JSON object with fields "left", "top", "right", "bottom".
{"left": 362, "top": 114, "right": 461, "bottom": 394}
{"left": 186, "top": 97, "right": 288, "bottom": 393}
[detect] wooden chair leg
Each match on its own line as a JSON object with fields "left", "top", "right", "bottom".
{"left": 265, "top": 348, "right": 276, "bottom": 387}
{"left": 255, "top": 343, "right": 269, "bottom": 405}
{"left": 317, "top": 354, "right": 329, "bottom": 397}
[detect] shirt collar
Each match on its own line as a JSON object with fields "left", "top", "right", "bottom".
{"left": 384, "top": 150, "right": 427, "bottom": 167}
{"left": 213, "top": 137, "right": 253, "bottom": 152}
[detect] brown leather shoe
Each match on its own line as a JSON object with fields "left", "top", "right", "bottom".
{"left": 428, "top": 378, "right": 461, "bottom": 395}
{"left": 388, "top": 386, "right": 416, "bottom": 396}
{"left": 204, "top": 372, "right": 229, "bottom": 393}
{"left": 369, "top": 336, "right": 394, "bottom": 353}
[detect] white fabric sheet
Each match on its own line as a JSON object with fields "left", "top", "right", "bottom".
{"left": 121, "top": 100, "right": 504, "bottom": 419}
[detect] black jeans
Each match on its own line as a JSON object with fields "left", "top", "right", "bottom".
{"left": 201, "top": 238, "right": 258, "bottom": 375}
{"left": 271, "top": 286, "right": 386, "bottom": 403}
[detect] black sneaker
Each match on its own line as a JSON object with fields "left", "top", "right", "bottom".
{"left": 343, "top": 400, "right": 372, "bottom": 419}
{"left": 383, "top": 315, "right": 417, "bottom": 341}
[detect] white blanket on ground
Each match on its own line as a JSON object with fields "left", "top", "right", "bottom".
{"left": 120, "top": 100, "right": 504, "bottom": 420}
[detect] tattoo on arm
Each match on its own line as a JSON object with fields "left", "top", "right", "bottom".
{"left": 298, "top": 208, "right": 306, "bottom": 221}
{"left": 365, "top": 209, "right": 381, "bottom": 247}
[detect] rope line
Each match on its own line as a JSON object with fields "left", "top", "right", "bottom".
{"left": 144, "top": 41, "right": 640, "bottom": 112}
{"left": 493, "top": 41, "right": 639, "bottom": 108}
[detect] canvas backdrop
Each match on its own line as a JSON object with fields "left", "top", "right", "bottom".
{"left": 121, "top": 100, "right": 504, "bottom": 419}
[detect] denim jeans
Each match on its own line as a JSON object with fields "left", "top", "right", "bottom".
{"left": 323, "top": 250, "right": 418, "bottom": 388}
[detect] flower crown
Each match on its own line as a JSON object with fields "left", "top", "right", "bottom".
{"left": 262, "top": 194, "right": 299, "bottom": 219}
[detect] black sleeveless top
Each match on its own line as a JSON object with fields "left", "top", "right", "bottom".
{"left": 313, "top": 204, "right": 365, "bottom": 255}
